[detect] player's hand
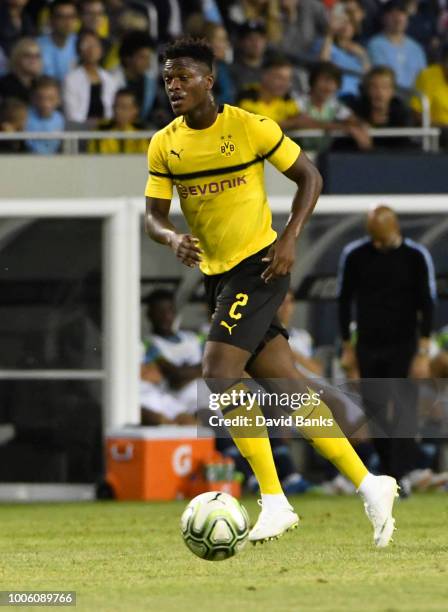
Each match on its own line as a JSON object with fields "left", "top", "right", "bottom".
{"left": 261, "top": 232, "right": 296, "bottom": 283}
{"left": 169, "top": 233, "right": 202, "bottom": 268}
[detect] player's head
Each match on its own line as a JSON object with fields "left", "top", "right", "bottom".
{"left": 162, "top": 38, "right": 215, "bottom": 116}
{"left": 367, "top": 205, "right": 401, "bottom": 250}
{"left": 145, "top": 289, "right": 176, "bottom": 335}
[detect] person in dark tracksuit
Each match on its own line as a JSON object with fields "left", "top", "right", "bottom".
{"left": 337, "top": 205, "right": 436, "bottom": 494}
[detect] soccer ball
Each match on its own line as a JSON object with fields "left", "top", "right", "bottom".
{"left": 180, "top": 491, "right": 250, "bottom": 561}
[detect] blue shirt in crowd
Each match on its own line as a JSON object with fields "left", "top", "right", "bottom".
{"left": 25, "top": 108, "right": 65, "bottom": 154}
{"left": 367, "top": 34, "right": 426, "bottom": 89}
{"left": 37, "top": 33, "right": 78, "bottom": 82}
{"left": 312, "top": 39, "right": 364, "bottom": 97}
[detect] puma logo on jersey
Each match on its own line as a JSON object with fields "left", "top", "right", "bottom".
{"left": 220, "top": 320, "right": 237, "bottom": 335}
{"left": 170, "top": 148, "right": 183, "bottom": 159}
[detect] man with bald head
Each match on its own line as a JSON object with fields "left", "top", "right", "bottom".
{"left": 337, "top": 205, "right": 436, "bottom": 494}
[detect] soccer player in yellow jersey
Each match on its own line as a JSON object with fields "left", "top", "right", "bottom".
{"left": 145, "top": 38, "right": 398, "bottom": 547}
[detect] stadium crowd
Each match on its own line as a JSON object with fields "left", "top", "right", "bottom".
{"left": 0, "top": 0, "right": 447, "bottom": 153}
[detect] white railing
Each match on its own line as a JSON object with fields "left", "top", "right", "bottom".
{"left": 0, "top": 126, "right": 441, "bottom": 153}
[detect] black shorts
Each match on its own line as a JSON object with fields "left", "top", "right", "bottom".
{"left": 203, "top": 243, "right": 289, "bottom": 357}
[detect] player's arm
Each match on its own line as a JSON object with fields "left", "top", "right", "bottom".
{"left": 145, "top": 197, "right": 202, "bottom": 268}
{"left": 261, "top": 151, "right": 323, "bottom": 282}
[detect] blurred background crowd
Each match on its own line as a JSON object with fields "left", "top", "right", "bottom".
{"left": 0, "top": 0, "right": 447, "bottom": 153}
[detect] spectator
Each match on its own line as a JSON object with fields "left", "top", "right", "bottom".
{"left": 102, "top": 8, "right": 149, "bottom": 70}
{"left": 87, "top": 88, "right": 147, "bottom": 154}
{"left": 345, "top": 65, "right": 415, "bottom": 149}
{"left": 203, "top": 22, "right": 236, "bottom": 104}
{"left": 278, "top": 0, "right": 329, "bottom": 60}
{"left": 225, "top": 0, "right": 282, "bottom": 43}
{"left": 63, "top": 29, "right": 117, "bottom": 124}
{"left": 367, "top": 0, "right": 426, "bottom": 89}
{"left": 313, "top": 6, "right": 370, "bottom": 97}
{"left": 341, "top": 0, "right": 368, "bottom": 42}
{"left": 338, "top": 205, "right": 436, "bottom": 495}
{"left": 0, "top": 37, "right": 42, "bottom": 104}
{"left": 277, "top": 289, "right": 323, "bottom": 376}
{"left": 411, "top": 44, "right": 448, "bottom": 145}
{"left": 140, "top": 289, "right": 202, "bottom": 425}
{"left": 0, "top": 0, "right": 35, "bottom": 57}
{"left": 37, "top": 0, "right": 78, "bottom": 83}
{"left": 0, "top": 96, "right": 27, "bottom": 152}
{"left": 237, "top": 54, "right": 300, "bottom": 125}
{"left": 79, "top": 0, "right": 112, "bottom": 62}
{"left": 25, "top": 76, "right": 64, "bottom": 154}
{"left": 342, "top": 0, "right": 379, "bottom": 42}
{"left": 282, "top": 62, "right": 371, "bottom": 151}
{"left": 79, "top": 0, "right": 108, "bottom": 38}
{"left": 230, "top": 21, "right": 267, "bottom": 95}
{"left": 404, "top": 0, "right": 440, "bottom": 62}
{"left": 111, "top": 31, "right": 157, "bottom": 124}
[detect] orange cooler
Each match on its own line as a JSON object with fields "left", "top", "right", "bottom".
{"left": 106, "top": 426, "right": 215, "bottom": 501}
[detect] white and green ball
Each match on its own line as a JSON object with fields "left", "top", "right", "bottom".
{"left": 180, "top": 492, "right": 250, "bottom": 561}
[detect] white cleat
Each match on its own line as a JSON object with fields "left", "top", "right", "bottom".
{"left": 248, "top": 503, "right": 299, "bottom": 544}
{"left": 361, "top": 475, "right": 399, "bottom": 548}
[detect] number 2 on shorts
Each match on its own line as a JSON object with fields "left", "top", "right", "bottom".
{"left": 228, "top": 293, "right": 248, "bottom": 319}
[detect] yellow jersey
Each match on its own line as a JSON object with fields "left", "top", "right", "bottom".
{"left": 88, "top": 120, "right": 148, "bottom": 155}
{"left": 411, "top": 64, "right": 448, "bottom": 125}
{"left": 145, "top": 104, "right": 301, "bottom": 275}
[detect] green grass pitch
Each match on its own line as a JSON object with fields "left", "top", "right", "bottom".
{"left": 1, "top": 493, "right": 447, "bottom": 611}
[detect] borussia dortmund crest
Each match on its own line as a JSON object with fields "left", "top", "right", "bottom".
{"left": 220, "top": 134, "right": 236, "bottom": 157}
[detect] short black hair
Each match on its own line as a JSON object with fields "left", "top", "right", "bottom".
{"left": 76, "top": 28, "right": 103, "bottom": 57}
{"left": 119, "top": 30, "right": 154, "bottom": 64}
{"left": 363, "top": 65, "right": 396, "bottom": 88}
{"left": 162, "top": 37, "right": 214, "bottom": 72}
{"left": 309, "top": 61, "right": 342, "bottom": 89}
{"left": 144, "top": 289, "right": 175, "bottom": 307}
{"left": 114, "top": 87, "right": 138, "bottom": 104}
{"left": 261, "top": 53, "right": 292, "bottom": 72}
{"left": 50, "top": 0, "right": 77, "bottom": 16}
{"left": 32, "top": 75, "right": 60, "bottom": 93}
{"left": 382, "top": 0, "right": 408, "bottom": 14}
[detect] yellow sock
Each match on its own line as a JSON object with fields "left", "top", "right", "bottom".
{"left": 221, "top": 384, "right": 283, "bottom": 495}
{"left": 293, "top": 396, "right": 368, "bottom": 489}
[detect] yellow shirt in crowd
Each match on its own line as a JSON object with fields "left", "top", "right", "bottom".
{"left": 237, "top": 87, "right": 300, "bottom": 125}
{"left": 88, "top": 121, "right": 148, "bottom": 154}
{"left": 411, "top": 64, "right": 448, "bottom": 125}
